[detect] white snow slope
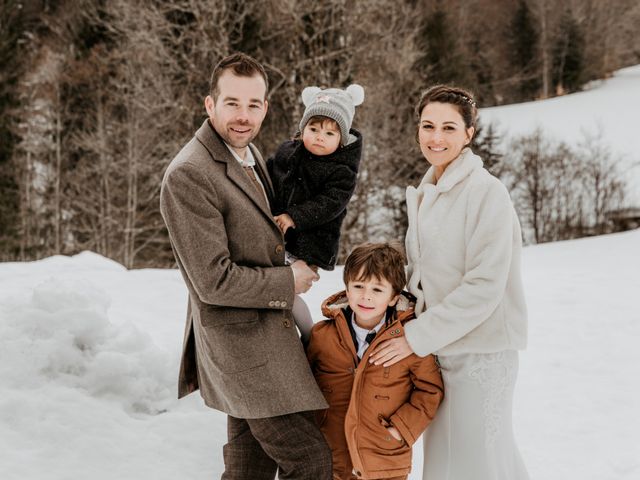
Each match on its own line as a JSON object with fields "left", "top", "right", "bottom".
{"left": 480, "top": 64, "right": 640, "bottom": 207}
{"left": 1, "top": 229, "right": 639, "bottom": 480}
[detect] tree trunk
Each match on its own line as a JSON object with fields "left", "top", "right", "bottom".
{"left": 124, "top": 108, "right": 139, "bottom": 269}
{"left": 538, "top": 0, "right": 550, "bottom": 98}
{"left": 54, "top": 81, "right": 62, "bottom": 253}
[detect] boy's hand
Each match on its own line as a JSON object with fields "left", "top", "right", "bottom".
{"left": 274, "top": 214, "right": 295, "bottom": 234}
{"left": 386, "top": 426, "right": 404, "bottom": 443}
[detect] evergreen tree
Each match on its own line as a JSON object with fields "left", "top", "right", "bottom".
{"left": 509, "top": 0, "right": 540, "bottom": 99}
{"left": 472, "top": 120, "right": 503, "bottom": 177}
{"left": 0, "top": 0, "right": 28, "bottom": 259}
{"left": 468, "top": 37, "right": 495, "bottom": 106}
{"left": 414, "top": 4, "right": 468, "bottom": 86}
{"left": 552, "top": 11, "right": 585, "bottom": 93}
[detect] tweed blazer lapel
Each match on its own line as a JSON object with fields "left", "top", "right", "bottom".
{"left": 250, "top": 144, "right": 276, "bottom": 205}
{"left": 195, "top": 120, "right": 274, "bottom": 219}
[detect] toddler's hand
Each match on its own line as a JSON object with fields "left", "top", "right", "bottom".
{"left": 274, "top": 214, "right": 295, "bottom": 234}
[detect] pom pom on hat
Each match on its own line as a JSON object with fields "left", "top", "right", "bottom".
{"left": 301, "top": 86, "right": 322, "bottom": 107}
{"left": 346, "top": 84, "right": 364, "bottom": 106}
{"left": 298, "top": 83, "right": 365, "bottom": 145}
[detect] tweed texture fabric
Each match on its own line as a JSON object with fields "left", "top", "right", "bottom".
{"left": 222, "top": 412, "right": 333, "bottom": 480}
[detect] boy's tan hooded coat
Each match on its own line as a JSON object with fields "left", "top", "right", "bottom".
{"left": 307, "top": 291, "right": 444, "bottom": 479}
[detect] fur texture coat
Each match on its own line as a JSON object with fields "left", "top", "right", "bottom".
{"left": 404, "top": 148, "right": 528, "bottom": 356}
{"left": 267, "top": 129, "right": 362, "bottom": 270}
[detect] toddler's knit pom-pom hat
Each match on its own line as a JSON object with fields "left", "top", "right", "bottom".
{"left": 299, "top": 84, "right": 365, "bottom": 145}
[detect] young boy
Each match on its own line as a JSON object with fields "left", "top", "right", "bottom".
{"left": 306, "top": 243, "right": 444, "bottom": 480}
{"left": 268, "top": 84, "right": 364, "bottom": 341}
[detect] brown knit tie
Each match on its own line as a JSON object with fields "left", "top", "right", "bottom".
{"left": 243, "top": 165, "right": 268, "bottom": 206}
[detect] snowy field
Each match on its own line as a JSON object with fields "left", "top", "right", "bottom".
{"left": 480, "top": 64, "right": 640, "bottom": 206}
{"left": 1, "top": 229, "right": 639, "bottom": 480}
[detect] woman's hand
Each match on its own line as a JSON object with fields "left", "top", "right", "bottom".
{"left": 274, "top": 214, "right": 295, "bottom": 234}
{"left": 368, "top": 336, "right": 414, "bottom": 367}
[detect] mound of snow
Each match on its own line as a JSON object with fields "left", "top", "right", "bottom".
{"left": 0, "top": 277, "right": 174, "bottom": 414}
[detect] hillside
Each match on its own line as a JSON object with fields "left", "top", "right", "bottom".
{"left": 480, "top": 64, "right": 640, "bottom": 208}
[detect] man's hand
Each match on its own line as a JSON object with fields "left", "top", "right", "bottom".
{"left": 274, "top": 214, "right": 295, "bottom": 234}
{"left": 291, "top": 260, "right": 320, "bottom": 294}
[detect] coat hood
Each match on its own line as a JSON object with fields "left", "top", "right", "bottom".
{"left": 321, "top": 289, "right": 416, "bottom": 325}
{"left": 416, "top": 147, "right": 483, "bottom": 193}
{"left": 289, "top": 127, "right": 362, "bottom": 174}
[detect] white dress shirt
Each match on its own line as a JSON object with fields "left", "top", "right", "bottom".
{"left": 351, "top": 314, "right": 386, "bottom": 359}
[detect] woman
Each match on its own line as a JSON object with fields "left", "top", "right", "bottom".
{"left": 369, "top": 85, "right": 529, "bottom": 480}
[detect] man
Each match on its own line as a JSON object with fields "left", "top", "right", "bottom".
{"left": 160, "top": 53, "right": 332, "bottom": 480}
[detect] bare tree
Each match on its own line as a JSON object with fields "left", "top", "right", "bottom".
{"left": 12, "top": 43, "right": 66, "bottom": 259}
{"left": 508, "top": 127, "right": 630, "bottom": 243}
{"left": 509, "top": 129, "right": 560, "bottom": 243}
{"left": 61, "top": 1, "right": 191, "bottom": 267}
{"left": 531, "top": 0, "right": 554, "bottom": 99}
{"left": 65, "top": 47, "right": 117, "bottom": 258}
{"left": 577, "top": 128, "right": 626, "bottom": 232}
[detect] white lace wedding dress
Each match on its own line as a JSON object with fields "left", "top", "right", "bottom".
{"left": 422, "top": 351, "right": 529, "bottom": 480}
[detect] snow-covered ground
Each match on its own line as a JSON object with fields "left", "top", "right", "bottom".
{"left": 1, "top": 229, "right": 639, "bottom": 480}
{"left": 480, "top": 64, "right": 640, "bottom": 207}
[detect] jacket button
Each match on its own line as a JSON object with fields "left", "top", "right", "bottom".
{"left": 274, "top": 300, "right": 281, "bottom": 307}
{"left": 275, "top": 244, "right": 284, "bottom": 254}
{"left": 268, "top": 301, "right": 275, "bottom": 307}
{"left": 281, "top": 301, "right": 287, "bottom": 308}
{"left": 283, "top": 319, "right": 291, "bottom": 328}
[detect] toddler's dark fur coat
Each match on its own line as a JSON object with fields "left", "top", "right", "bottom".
{"left": 267, "top": 129, "right": 362, "bottom": 270}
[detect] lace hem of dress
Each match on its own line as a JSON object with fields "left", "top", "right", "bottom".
{"left": 468, "top": 351, "right": 515, "bottom": 447}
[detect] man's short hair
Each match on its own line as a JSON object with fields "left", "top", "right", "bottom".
{"left": 343, "top": 242, "right": 407, "bottom": 295}
{"left": 209, "top": 52, "right": 269, "bottom": 101}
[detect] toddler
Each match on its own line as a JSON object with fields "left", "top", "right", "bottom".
{"left": 268, "top": 84, "right": 364, "bottom": 340}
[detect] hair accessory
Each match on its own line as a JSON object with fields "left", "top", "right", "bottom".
{"left": 459, "top": 94, "right": 476, "bottom": 107}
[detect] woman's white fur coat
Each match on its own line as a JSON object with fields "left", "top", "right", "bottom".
{"left": 404, "top": 148, "right": 528, "bottom": 356}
